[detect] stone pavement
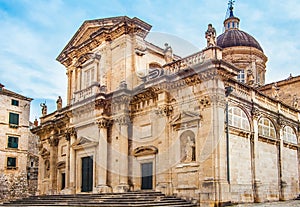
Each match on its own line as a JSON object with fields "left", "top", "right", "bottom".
{"left": 234, "top": 200, "right": 300, "bottom": 206}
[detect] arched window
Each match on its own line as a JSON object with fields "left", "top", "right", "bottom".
{"left": 228, "top": 107, "right": 250, "bottom": 131}
{"left": 258, "top": 118, "right": 276, "bottom": 138}
{"left": 283, "top": 126, "right": 297, "bottom": 144}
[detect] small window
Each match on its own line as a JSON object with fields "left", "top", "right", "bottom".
{"left": 7, "top": 157, "right": 16, "bottom": 168}
{"left": 237, "top": 70, "right": 245, "bottom": 83}
{"left": 8, "top": 136, "right": 19, "bottom": 148}
{"left": 9, "top": 112, "right": 19, "bottom": 125}
{"left": 11, "top": 99, "right": 19, "bottom": 106}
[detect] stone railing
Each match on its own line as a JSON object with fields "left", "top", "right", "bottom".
{"left": 73, "top": 83, "right": 99, "bottom": 103}
{"left": 164, "top": 51, "right": 206, "bottom": 74}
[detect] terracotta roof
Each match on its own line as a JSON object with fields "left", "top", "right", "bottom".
{"left": 217, "top": 29, "right": 263, "bottom": 52}
{"left": 0, "top": 87, "right": 33, "bottom": 101}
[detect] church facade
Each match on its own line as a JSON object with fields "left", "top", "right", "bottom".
{"left": 32, "top": 5, "right": 300, "bottom": 206}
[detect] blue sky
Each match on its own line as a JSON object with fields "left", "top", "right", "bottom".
{"left": 1, "top": 0, "right": 300, "bottom": 121}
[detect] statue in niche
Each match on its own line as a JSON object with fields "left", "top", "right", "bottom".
{"left": 56, "top": 96, "right": 62, "bottom": 110}
{"left": 205, "top": 24, "right": 216, "bottom": 47}
{"left": 180, "top": 132, "right": 196, "bottom": 163}
{"left": 185, "top": 136, "right": 195, "bottom": 162}
{"left": 44, "top": 160, "right": 50, "bottom": 178}
{"left": 40, "top": 102, "right": 47, "bottom": 116}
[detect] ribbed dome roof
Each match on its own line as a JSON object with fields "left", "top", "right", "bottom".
{"left": 217, "top": 29, "right": 263, "bottom": 52}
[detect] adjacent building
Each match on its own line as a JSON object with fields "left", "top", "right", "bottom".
{"left": 0, "top": 83, "right": 38, "bottom": 200}
{"left": 31, "top": 3, "right": 300, "bottom": 206}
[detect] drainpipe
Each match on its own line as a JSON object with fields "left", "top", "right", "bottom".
{"left": 225, "top": 86, "right": 233, "bottom": 184}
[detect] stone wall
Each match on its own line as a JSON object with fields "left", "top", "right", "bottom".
{"left": 0, "top": 171, "right": 29, "bottom": 202}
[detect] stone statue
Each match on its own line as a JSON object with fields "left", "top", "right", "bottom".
{"left": 247, "top": 69, "right": 255, "bottom": 86}
{"left": 40, "top": 102, "right": 47, "bottom": 116}
{"left": 205, "top": 24, "right": 216, "bottom": 47}
{"left": 293, "top": 95, "right": 298, "bottom": 109}
{"left": 56, "top": 96, "right": 62, "bottom": 110}
{"left": 271, "top": 83, "right": 279, "bottom": 100}
{"left": 185, "top": 136, "right": 195, "bottom": 162}
{"left": 163, "top": 43, "right": 173, "bottom": 63}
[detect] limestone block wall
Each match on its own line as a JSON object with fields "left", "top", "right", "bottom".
{"left": 281, "top": 146, "right": 299, "bottom": 200}
{"left": 255, "top": 141, "right": 279, "bottom": 201}
{"left": 229, "top": 134, "right": 253, "bottom": 203}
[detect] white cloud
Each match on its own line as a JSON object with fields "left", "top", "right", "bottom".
{"left": 1, "top": 0, "right": 300, "bottom": 120}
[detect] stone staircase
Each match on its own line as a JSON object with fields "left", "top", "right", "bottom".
{"left": 0, "top": 191, "right": 197, "bottom": 207}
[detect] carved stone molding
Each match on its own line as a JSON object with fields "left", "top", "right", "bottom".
{"left": 251, "top": 107, "right": 261, "bottom": 120}
{"left": 115, "top": 115, "right": 131, "bottom": 126}
{"left": 199, "top": 95, "right": 211, "bottom": 108}
{"left": 133, "top": 146, "right": 158, "bottom": 157}
{"left": 95, "top": 99, "right": 111, "bottom": 113}
{"left": 48, "top": 136, "right": 59, "bottom": 147}
{"left": 65, "top": 127, "right": 77, "bottom": 141}
{"left": 156, "top": 105, "right": 173, "bottom": 117}
{"left": 210, "top": 94, "right": 226, "bottom": 108}
{"left": 97, "top": 118, "right": 112, "bottom": 128}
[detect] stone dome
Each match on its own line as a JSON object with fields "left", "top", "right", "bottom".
{"left": 217, "top": 29, "right": 263, "bottom": 52}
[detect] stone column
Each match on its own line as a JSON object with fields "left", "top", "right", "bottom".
{"left": 48, "top": 135, "right": 59, "bottom": 194}
{"left": 96, "top": 118, "right": 112, "bottom": 193}
{"left": 69, "top": 129, "right": 76, "bottom": 194}
{"left": 117, "top": 115, "right": 130, "bottom": 192}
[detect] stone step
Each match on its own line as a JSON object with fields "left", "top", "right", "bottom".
{"left": 1, "top": 192, "right": 197, "bottom": 207}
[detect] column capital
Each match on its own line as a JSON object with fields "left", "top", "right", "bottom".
{"left": 97, "top": 117, "right": 112, "bottom": 128}
{"left": 48, "top": 136, "right": 59, "bottom": 147}
{"left": 115, "top": 114, "right": 131, "bottom": 126}
{"left": 155, "top": 105, "right": 173, "bottom": 117}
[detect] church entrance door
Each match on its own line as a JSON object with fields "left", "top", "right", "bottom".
{"left": 81, "top": 156, "right": 93, "bottom": 192}
{"left": 141, "top": 162, "right": 153, "bottom": 190}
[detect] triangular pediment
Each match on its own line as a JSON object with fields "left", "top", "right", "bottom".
{"left": 57, "top": 16, "right": 152, "bottom": 65}
{"left": 71, "top": 136, "right": 98, "bottom": 150}
{"left": 171, "top": 111, "right": 201, "bottom": 125}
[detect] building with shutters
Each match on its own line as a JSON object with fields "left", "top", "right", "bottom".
{"left": 31, "top": 2, "right": 300, "bottom": 206}
{"left": 0, "top": 83, "right": 38, "bottom": 200}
